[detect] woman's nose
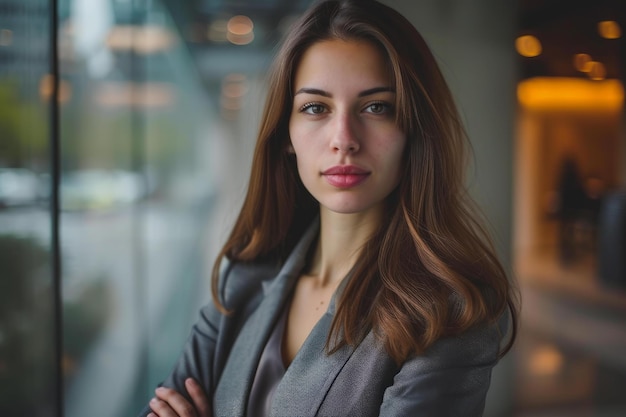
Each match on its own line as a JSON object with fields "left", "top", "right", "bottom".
{"left": 330, "top": 112, "right": 360, "bottom": 154}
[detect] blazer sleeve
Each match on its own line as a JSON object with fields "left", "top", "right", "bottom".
{"left": 379, "top": 315, "right": 508, "bottom": 417}
{"left": 136, "top": 295, "right": 223, "bottom": 417}
{"left": 135, "top": 260, "right": 237, "bottom": 417}
{"left": 136, "top": 259, "right": 273, "bottom": 417}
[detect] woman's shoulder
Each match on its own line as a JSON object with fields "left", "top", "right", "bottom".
{"left": 377, "top": 314, "right": 510, "bottom": 416}
{"left": 217, "top": 257, "right": 282, "bottom": 309}
{"left": 403, "top": 310, "right": 511, "bottom": 373}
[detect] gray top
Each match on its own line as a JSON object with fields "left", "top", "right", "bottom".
{"left": 246, "top": 304, "right": 288, "bottom": 417}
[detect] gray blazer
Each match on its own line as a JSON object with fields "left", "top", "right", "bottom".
{"left": 138, "top": 222, "right": 507, "bottom": 417}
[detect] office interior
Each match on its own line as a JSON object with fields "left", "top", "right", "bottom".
{"left": 0, "top": 0, "right": 625, "bottom": 416}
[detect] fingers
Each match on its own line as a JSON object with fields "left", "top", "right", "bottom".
{"left": 151, "top": 387, "right": 198, "bottom": 417}
{"left": 149, "top": 397, "right": 178, "bottom": 417}
{"left": 185, "top": 378, "right": 212, "bottom": 417}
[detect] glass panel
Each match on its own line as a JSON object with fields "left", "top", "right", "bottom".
{"left": 58, "top": 1, "right": 216, "bottom": 416}
{"left": 141, "top": 4, "right": 217, "bottom": 397}
{"left": 59, "top": 2, "right": 136, "bottom": 416}
{"left": 0, "top": 0, "right": 56, "bottom": 416}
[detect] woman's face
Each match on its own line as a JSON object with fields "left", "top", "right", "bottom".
{"left": 288, "top": 39, "right": 406, "bottom": 216}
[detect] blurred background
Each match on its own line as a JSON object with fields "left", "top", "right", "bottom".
{"left": 0, "top": 0, "right": 624, "bottom": 416}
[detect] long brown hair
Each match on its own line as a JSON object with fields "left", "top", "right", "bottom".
{"left": 212, "top": 0, "right": 518, "bottom": 364}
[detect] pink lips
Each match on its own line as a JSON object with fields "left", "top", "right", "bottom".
{"left": 322, "top": 165, "right": 370, "bottom": 188}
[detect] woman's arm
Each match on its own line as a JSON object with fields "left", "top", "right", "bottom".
{"left": 136, "top": 258, "right": 273, "bottom": 417}
{"left": 136, "top": 301, "right": 223, "bottom": 417}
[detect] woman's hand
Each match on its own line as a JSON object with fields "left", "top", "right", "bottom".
{"left": 148, "top": 378, "right": 212, "bottom": 417}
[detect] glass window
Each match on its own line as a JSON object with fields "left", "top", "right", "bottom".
{"left": 0, "top": 0, "right": 56, "bottom": 416}
{"left": 1, "top": 0, "right": 310, "bottom": 415}
{"left": 58, "top": 1, "right": 216, "bottom": 416}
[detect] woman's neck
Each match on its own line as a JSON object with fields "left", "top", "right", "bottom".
{"left": 306, "top": 207, "right": 382, "bottom": 287}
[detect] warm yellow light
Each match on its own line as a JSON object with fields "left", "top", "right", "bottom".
{"left": 573, "top": 53, "right": 592, "bottom": 72}
{"left": 227, "top": 15, "right": 254, "bottom": 45}
{"left": 581, "top": 60, "right": 595, "bottom": 73}
{"left": 227, "top": 31, "right": 254, "bottom": 45}
{"left": 134, "top": 26, "right": 176, "bottom": 54}
{"left": 220, "top": 96, "right": 242, "bottom": 111}
{"left": 94, "top": 82, "right": 176, "bottom": 108}
{"left": 106, "top": 25, "right": 176, "bottom": 54}
{"left": 517, "top": 77, "right": 624, "bottom": 111}
{"left": 588, "top": 61, "right": 606, "bottom": 80}
{"left": 227, "top": 15, "right": 253, "bottom": 36}
{"left": 220, "top": 74, "right": 248, "bottom": 112}
{"left": 515, "top": 35, "right": 542, "bottom": 57}
{"left": 39, "top": 74, "right": 72, "bottom": 103}
{"left": 222, "top": 74, "right": 248, "bottom": 99}
{"left": 598, "top": 20, "right": 621, "bottom": 39}
{"left": 529, "top": 345, "right": 564, "bottom": 377}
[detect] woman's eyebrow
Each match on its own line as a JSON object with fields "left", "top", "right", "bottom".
{"left": 294, "top": 87, "right": 332, "bottom": 97}
{"left": 294, "top": 86, "right": 395, "bottom": 97}
{"left": 358, "top": 86, "right": 395, "bottom": 97}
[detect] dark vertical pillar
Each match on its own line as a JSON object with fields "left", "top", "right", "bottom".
{"left": 49, "top": 0, "right": 63, "bottom": 415}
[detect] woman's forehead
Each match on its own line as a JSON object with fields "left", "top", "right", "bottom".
{"left": 292, "top": 39, "right": 393, "bottom": 92}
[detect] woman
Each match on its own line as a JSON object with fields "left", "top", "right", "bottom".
{"left": 141, "top": 0, "right": 518, "bottom": 416}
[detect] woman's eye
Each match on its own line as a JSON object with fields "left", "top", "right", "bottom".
{"left": 300, "top": 103, "right": 326, "bottom": 114}
{"left": 364, "top": 102, "right": 391, "bottom": 114}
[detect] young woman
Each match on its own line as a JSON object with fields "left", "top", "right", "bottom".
{"left": 140, "top": 0, "right": 518, "bottom": 416}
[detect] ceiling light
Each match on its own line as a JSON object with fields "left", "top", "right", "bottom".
{"left": 222, "top": 74, "right": 248, "bottom": 98}
{"left": 227, "top": 16, "right": 253, "bottom": 36}
{"left": 227, "top": 31, "right": 254, "bottom": 45}
{"left": 517, "top": 77, "right": 624, "bottom": 111}
{"left": 106, "top": 25, "right": 176, "bottom": 54}
{"left": 515, "top": 35, "right": 542, "bottom": 58}
{"left": 598, "top": 20, "right": 621, "bottom": 39}
{"left": 227, "top": 15, "right": 254, "bottom": 45}
{"left": 573, "top": 53, "right": 592, "bottom": 72}
{"left": 94, "top": 82, "right": 176, "bottom": 108}
{"left": 588, "top": 61, "right": 606, "bottom": 80}
{"left": 528, "top": 345, "right": 563, "bottom": 377}
{"left": 39, "top": 74, "right": 72, "bottom": 104}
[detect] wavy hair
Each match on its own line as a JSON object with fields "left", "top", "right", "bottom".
{"left": 212, "top": 0, "right": 518, "bottom": 364}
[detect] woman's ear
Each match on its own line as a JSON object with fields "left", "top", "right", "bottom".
{"left": 287, "top": 143, "right": 295, "bottom": 154}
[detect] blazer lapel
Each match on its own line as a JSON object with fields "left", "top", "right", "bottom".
{"left": 214, "top": 221, "right": 319, "bottom": 417}
{"left": 270, "top": 278, "right": 355, "bottom": 417}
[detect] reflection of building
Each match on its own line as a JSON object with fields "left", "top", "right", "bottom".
{"left": 0, "top": 1, "right": 51, "bottom": 170}
{"left": 0, "top": 2, "right": 49, "bottom": 78}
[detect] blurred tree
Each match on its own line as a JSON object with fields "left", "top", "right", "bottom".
{"left": 0, "top": 234, "right": 112, "bottom": 415}
{"left": 0, "top": 81, "right": 48, "bottom": 168}
{"left": 0, "top": 235, "right": 54, "bottom": 416}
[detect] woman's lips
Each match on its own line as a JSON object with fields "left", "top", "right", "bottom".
{"left": 322, "top": 165, "right": 370, "bottom": 188}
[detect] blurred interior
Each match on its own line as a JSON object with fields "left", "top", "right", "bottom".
{"left": 0, "top": 0, "right": 625, "bottom": 416}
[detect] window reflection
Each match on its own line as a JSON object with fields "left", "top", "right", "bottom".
{"left": 59, "top": 1, "right": 216, "bottom": 416}
{"left": 0, "top": 0, "right": 55, "bottom": 415}
{"left": 1, "top": 0, "right": 311, "bottom": 415}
